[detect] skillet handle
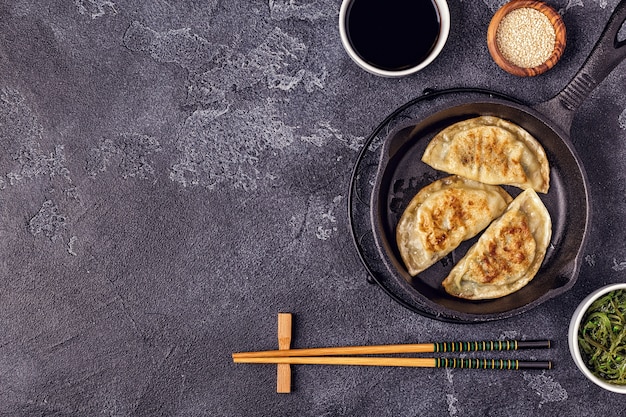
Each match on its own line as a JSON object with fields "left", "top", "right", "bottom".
{"left": 534, "top": 0, "right": 626, "bottom": 133}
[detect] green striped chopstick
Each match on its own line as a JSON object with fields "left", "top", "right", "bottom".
{"left": 232, "top": 340, "right": 551, "bottom": 359}
{"left": 233, "top": 356, "right": 552, "bottom": 370}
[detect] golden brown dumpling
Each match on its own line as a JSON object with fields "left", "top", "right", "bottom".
{"left": 442, "top": 189, "right": 552, "bottom": 300}
{"left": 422, "top": 116, "right": 550, "bottom": 193}
{"left": 396, "top": 175, "right": 513, "bottom": 276}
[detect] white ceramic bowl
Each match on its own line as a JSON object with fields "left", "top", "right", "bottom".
{"left": 568, "top": 283, "right": 626, "bottom": 394}
{"left": 339, "top": 0, "right": 450, "bottom": 77}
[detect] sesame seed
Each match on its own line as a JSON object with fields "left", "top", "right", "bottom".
{"left": 496, "top": 7, "right": 556, "bottom": 68}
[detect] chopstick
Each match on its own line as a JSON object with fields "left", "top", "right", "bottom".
{"left": 233, "top": 356, "right": 552, "bottom": 370}
{"left": 232, "top": 340, "right": 550, "bottom": 359}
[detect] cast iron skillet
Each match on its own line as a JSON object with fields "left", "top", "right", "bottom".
{"left": 370, "top": 0, "right": 626, "bottom": 322}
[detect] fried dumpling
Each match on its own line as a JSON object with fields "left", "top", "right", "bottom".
{"left": 422, "top": 116, "right": 550, "bottom": 193}
{"left": 442, "top": 189, "right": 551, "bottom": 300}
{"left": 396, "top": 175, "right": 513, "bottom": 276}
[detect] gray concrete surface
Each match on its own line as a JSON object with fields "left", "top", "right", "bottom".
{"left": 0, "top": 0, "right": 625, "bottom": 416}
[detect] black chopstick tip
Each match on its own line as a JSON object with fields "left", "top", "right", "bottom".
{"left": 516, "top": 340, "right": 551, "bottom": 350}
{"left": 517, "top": 360, "right": 553, "bottom": 370}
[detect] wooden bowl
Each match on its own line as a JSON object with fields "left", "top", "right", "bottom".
{"left": 487, "top": 0, "right": 566, "bottom": 77}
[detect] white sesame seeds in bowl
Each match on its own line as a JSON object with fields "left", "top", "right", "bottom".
{"left": 487, "top": 0, "right": 566, "bottom": 77}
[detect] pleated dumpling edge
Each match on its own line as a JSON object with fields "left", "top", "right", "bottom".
{"left": 422, "top": 116, "right": 550, "bottom": 193}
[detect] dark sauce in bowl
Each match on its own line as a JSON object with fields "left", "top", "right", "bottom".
{"left": 345, "top": 0, "right": 441, "bottom": 71}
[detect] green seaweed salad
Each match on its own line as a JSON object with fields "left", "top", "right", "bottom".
{"left": 578, "top": 289, "right": 626, "bottom": 385}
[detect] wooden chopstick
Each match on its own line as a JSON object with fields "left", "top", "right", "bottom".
{"left": 232, "top": 340, "right": 550, "bottom": 359}
{"left": 233, "top": 356, "right": 552, "bottom": 370}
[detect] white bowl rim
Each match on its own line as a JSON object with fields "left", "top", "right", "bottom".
{"left": 338, "top": 0, "right": 450, "bottom": 78}
{"left": 568, "top": 282, "right": 626, "bottom": 394}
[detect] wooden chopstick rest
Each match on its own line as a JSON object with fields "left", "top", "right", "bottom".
{"left": 276, "top": 312, "right": 292, "bottom": 394}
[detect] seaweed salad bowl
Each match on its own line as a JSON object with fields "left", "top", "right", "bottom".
{"left": 569, "top": 283, "right": 626, "bottom": 394}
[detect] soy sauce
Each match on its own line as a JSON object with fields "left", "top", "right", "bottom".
{"left": 346, "top": 0, "right": 441, "bottom": 71}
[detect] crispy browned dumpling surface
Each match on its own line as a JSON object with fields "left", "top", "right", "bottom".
{"left": 422, "top": 116, "right": 550, "bottom": 193}
{"left": 396, "top": 175, "right": 513, "bottom": 276}
{"left": 442, "top": 189, "right": 551, "bottom": 300}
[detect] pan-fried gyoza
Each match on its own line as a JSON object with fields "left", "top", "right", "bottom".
{"left": 442, "top": 189, "right": 552, "bottom": 300}
{"left": 421, "top": 116, "right": 550, "bottom": 193}
{"left": 396, "top": 175, "right": 512, "bottom": 276}
{"left": 396, "top": 116, "right": 554, "bottom": 299}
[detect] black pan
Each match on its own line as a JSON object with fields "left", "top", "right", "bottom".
{"left": 369, "top": 0, "right": 626, "bottom": 322}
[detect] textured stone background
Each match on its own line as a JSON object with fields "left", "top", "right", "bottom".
{"left": 0, "top": 0, "right": 625, "bottom": 416}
